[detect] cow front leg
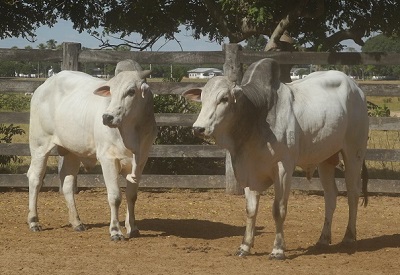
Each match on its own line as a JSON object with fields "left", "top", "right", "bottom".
{"left": 236, "top": 187, "right": 260, "bottom": 257}
{"left": 59, "top": 153, "right": 84, "bottom": 231}
{"left": 101, "top": 158, "right": 124, "bottom": 241}
{"left": 125, "top": 177, "right": 140, "bottom": 238}
{"left": 124, "top": 155, "right": 141, "bottom": 238}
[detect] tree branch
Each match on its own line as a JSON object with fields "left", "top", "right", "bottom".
{"left": 264, "top": 0, "right": 325, "bottom": 52}
{"left": 264, "top": 15, "right": 295, "bottom": 51}
{"left": 322, "top": 28, "right": 365, "bottom": 51}
{"left": 89, "top": 32, "right": 163, "bottom": 51}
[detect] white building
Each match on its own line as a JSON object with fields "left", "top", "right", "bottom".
{"left": 187, "top": 68, "right": 223, "bottom": 79}
{"left": 290, "top": 68, "right": 309, "bottom": 81}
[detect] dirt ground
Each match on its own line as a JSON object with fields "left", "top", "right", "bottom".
{"left": 0, "top": 188, "right": 399, "bottom": 275}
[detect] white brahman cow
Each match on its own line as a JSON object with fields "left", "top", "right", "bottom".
{"left": 183, "top": 58, "right": 369, "bottom": 259}
{"left": 27, "top": 60, "right": 157, "bottom": 241}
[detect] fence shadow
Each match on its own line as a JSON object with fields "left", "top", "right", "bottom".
{"left": 83, "top": 218, "right": 248, "bottom": 240}
{"left": 137, "top": 218, "right": 247, "bottom": 239}
{"left": 288, "top": 233, "right": 400, "bottom": 259}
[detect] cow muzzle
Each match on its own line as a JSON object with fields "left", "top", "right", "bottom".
{"left": 102, "top": 114, "right": 118, "bottom": 128}
{"left": 192, "top": 127, "right": 206, "bottom": 137}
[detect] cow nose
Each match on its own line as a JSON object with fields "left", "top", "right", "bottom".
{"left": 102, "top": 114, "right": 114, "bottom": 125}
{"left": 193, "top": 127, "right": 205, "bottom": 136}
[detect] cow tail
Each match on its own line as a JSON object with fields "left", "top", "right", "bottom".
{"left": 361, "top": 160, "right": 369, "bottom": 207}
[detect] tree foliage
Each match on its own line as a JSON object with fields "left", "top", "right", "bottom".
{"left": 362, "top": 34, "right": 400, "bottom": 78}
{"left": 363, "top": 34, "right": 400, "bottom": 53}
{"left": 3, "top": 1, "right": 400, "bottom": 52}
{"left": 244, "top": 35, "right": 268, "bottom": 51}
{"left": 0, "top": 1, "right": 57, "bottom": 40}
{"left": 58, "top": 0, "right": 400, "bottom": 52}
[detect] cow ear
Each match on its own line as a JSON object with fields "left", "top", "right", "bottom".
{"left": 140, "top": 83, "right": 150, "bottom": 98}
{"left": 94, "top": 86, "right": 111, "bottom": 97}
{"left": 232, "top": 85, "right": 243, "bottom": 100}
{"left": 182, "top": 88, "right": 202, "bottom": 102}
{"left": 141, "top": 83, "right": 150, "bottom": 91}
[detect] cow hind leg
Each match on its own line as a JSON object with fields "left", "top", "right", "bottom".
{"left": 269, "top": 162, "right": 293, "bottom": 260}
{"left": 27, "top": 151, "right": 52, "bottom": 231}
{"left": 341, "top": 151, "right": 364, "bottom": 245}
{"left": 316, "top": 160, "right": 338, "bottom": 247}
{"left": 59, "top": 153, "right": 84, "bottom": 231}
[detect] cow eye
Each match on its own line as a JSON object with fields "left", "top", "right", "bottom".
{"left": 127, "top": 89, "right": 135, "bottom": 96}
{"left": 219, "top": 96, "right": 229, "bottom": 104}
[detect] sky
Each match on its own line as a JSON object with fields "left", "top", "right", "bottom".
{"left": 0, "top": 20, "right": 227, "bottom": 51}
{"left": 0, "top": 19, "right": 361, "bottom": 51}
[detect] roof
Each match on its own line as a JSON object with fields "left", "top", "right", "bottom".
{"left": 187, "top": 68, "right": 223, "bottom": 73}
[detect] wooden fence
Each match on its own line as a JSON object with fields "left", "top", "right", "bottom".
{"left": 1, "top": 42, "right": 400, "bottom": 194}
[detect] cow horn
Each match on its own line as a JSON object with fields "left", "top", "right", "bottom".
{"left": 138, "top": 70, "right": 152, "bottom": 79}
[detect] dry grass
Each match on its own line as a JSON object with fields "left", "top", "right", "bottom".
{"left": 7, "top": 125, "right": 400, "bottom": 179}
{"left": 367, "top": 130, "right": 400, "bottom": 178}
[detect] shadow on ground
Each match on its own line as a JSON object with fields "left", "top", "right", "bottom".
{"left": 288, "top": 234, "right": 400, "bottom": 259}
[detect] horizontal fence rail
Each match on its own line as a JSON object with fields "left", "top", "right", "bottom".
{"left": 3, "top": 47, "right": 400, "bottom": 65}
{"left": 1, "top": 142, "right": 399, "bottom": 162}
{"left": 1, "top": 113, "right": 399, "bottom": 161}
{"left": 1, "top": 79, "right": 400, "bottom": 97}
{"left": 2, "top": 112, "right": 400, "bottom": 130}
{"left": 1, "top": 43, "right": 400, "bottom": 194}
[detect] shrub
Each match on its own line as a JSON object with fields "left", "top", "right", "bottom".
{"left": 0, "top": 124, "right": 25, "bottom": 167}
{"left": 0, "top": 94, "right": 31, "bottom": 111}
{"left": 367, "top": 101, "right": 390, "bottom": 117}
{"left": 0, "top": 94, "right": 29, "bottom": 168}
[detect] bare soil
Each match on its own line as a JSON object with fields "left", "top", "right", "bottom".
{"left": 0, "top": 189, "right": 399, "bottom": 275}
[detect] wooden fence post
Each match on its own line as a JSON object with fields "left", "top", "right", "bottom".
{"left": 223, "top": 44, "right": 244, "bottom": 195}
{"left": 59, "top": 42, "right": 81, "bottom": 193}
{"left": 223, "top": 43, "right": 243, "bottom": 83}
{"left": 61, "top": 42, "right": 81, "bottom": 71}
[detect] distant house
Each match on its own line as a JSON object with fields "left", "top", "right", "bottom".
{"left": 187, "top": 68, "right": 223, "bottom": 79}
{"left": 290, "top": 68, "right": 309, "bottom": 81}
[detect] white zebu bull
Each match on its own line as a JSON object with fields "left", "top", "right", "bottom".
{"left": 183, "top": 58, "right": 369, "bottom": 259}
{"left": 27, "top": 60, "right": 157, "bottom": 240}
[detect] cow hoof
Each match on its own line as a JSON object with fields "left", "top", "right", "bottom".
{"left": 73, "top": 224, "right": 87, "bottom": 232}
{"left": 269, "top": 252, "right": 285, "bottom": 260}
{"left": 111, "top": 234, "right": 126, "bottom": 242}
{"left": 128, "top": 229, "right": 140, "bottom": 238}
{"left": 234, "top": 248, "right": 250, "bottom": 257}
{"left": 30, "top": 225, "right": 42, "bottom": 232}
